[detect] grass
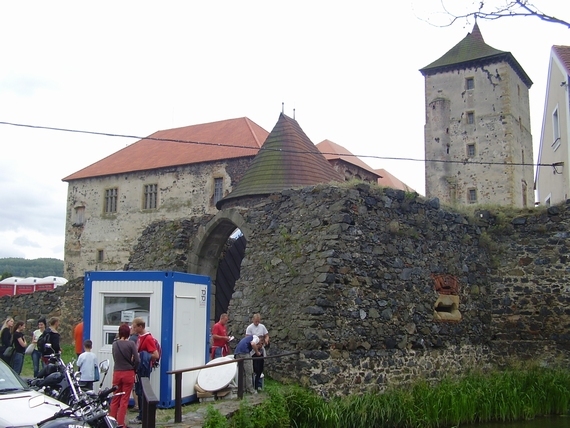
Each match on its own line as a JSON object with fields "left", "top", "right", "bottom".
{"left": 201, "top": 365, "right": 570, "bottom": 428}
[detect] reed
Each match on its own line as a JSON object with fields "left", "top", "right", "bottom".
{"left": 225, "top": 365, "right": 570, "bottom": 428}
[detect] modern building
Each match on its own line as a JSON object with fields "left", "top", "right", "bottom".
{"left": 535, "top": 45, "right": 570, "bottom": 206}
{"left": 420, "top": 23, "right": 534, "bottom": 207}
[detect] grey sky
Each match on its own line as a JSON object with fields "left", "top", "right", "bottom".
{"left": 0, "top": 1, "right": 568, "bottom": 261}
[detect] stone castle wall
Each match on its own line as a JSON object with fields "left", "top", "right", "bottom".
{"left": 4, "top": 183, "right": 570, "bottom": 397}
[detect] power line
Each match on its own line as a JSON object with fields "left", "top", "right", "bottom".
{"left": 0, "top": 120, "right": 559, "bottom": 169}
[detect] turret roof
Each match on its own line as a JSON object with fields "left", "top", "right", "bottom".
{"left": 420, "top": 23, "right": 532, "bottom": 88}
{"left": 216, "top": 113, "right": 343, "bottom": 209}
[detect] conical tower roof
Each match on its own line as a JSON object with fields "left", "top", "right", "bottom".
{"left": 217, "top": 113, "right": 343, "bottom": 209}
{"left": 420, "top": 23, "right": 532, "bottom": 87}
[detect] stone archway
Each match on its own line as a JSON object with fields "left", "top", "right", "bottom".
{"left": 187, "top": 208, "right": 251, "bottom": 320}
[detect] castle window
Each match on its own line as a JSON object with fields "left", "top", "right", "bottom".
{"left": 552, "top": 108, "right": 561, "bottom": 151}
{"left": 468, "top": 188, "right": 477, "bottom": 204}
{"left": 104, "top": 188, "right": 118, "bottom": 213}
{"left": 73, "top": 206, "right": 85, "bottom": 226}
{"left": 467, "top": 144, "right": 476, "bottom": 157}
{"left": 97, "top": 249, "right": 104, "bottom": 262}
{"left": 214, "top": 178, "right": 223, "bottom": 204}
{"left": 466, "top": 77, "right": 474, "bottom": 90}
{"left": 467, "top": 111, "right": 475, "bottom": 125}
{"left": 143, "top": 184, "right": 158, "bottom": 210}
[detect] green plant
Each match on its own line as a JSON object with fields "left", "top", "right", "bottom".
{"left": 203, "top": 404, "right": 228, "bottom": 428}
{"left": 228, "top": 399, "right": 254, "bottom": 428}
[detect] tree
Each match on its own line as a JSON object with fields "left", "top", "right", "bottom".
{"left": 431, "top": 1, "right": 570, "bottom": 29}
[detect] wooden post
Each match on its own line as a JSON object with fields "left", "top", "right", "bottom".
{"left": 174, "top": 372, "right": 182, "bottom": 423}
{"left": 237, "top": 358, "right": 244, "bottom": 399}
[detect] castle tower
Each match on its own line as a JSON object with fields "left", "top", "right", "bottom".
{"left": 420, "top": 24, "right": 534, "bottom": 207}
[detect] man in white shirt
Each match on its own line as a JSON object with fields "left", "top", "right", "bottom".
{"left": 245, "top": 313, "right": 269, "bottom": 390}
{"left": 245, "top": 313, "right": 269, "bottom": 346}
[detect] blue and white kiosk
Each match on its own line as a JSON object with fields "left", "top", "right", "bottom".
{"left": 84, "top": 271, "right": 211, "bottom": 407}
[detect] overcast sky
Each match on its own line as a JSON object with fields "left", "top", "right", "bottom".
{"left": 0, "top": 1, "right": 569, "bottom": 262}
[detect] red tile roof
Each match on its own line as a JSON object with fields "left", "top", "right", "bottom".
{"left": 553, "top": 45, "right": 570, "bottom": 75}
{"left": 217, "top": 114, "right": 344, "bottom": 208}
{"left": 376, "top": 168, "right": 415, "bottom": 193}
{"left": 316, "top": 139, "right": 379, "bottom": 176}
{"left": 62, "top": 117, "right": 269, "bottom": 181}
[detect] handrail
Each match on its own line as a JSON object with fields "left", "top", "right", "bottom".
{"left": 141, "top": 376, "right": 159, "bottom": 428}
{"left": 167, "top": 350, "right": 299, "bottom": 423}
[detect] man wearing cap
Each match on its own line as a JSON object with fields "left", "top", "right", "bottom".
{"left": 234, "top": 334, "right": 261, "bottom": 394}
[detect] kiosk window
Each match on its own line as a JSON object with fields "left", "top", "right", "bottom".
{"left": 104, "top": 296, "right": 151, "bottom": 326}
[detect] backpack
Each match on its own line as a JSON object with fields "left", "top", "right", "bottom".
{"left": 140, "top": 334, "right": 162, "bottom": 369}
{"left": 152, "top": 338, "right": 162, "bottom": 369}
{"left": 37, "top": 328, "right": 51, "bottom": 354}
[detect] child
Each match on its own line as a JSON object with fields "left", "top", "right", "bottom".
{"left": 76, "top": 339, "right": 98, "bottom": 390}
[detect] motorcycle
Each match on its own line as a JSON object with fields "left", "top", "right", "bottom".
{"left": 31, "top": 385, "right": 119, "bottom": 428}
{"left": 28, "top": 345, "right": 110, "bottom": 407}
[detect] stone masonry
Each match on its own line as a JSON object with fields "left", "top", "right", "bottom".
{"left": 3, "top": 182, "right": 570, "bottom": 398}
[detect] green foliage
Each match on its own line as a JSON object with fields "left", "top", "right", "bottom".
{"left": 228, "top": 399, "right": 254, "bottom": 428}
{"left": 234, "top": 366, "right": 570, "bottom": 428}
{"left": 0, "top": 258, "right": 63, "bottom": 278}
{"left": 1, "top": 271, "right": 13, "bottom": 280}
{"left": 203, "top": 404, "right": 228, "bottom": 428}
{"left": 249, "top": 388, "right": 290, "bottom": 428}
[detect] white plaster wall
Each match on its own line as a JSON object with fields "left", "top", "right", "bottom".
{"left": 64, "top": 159, "right": 246, "bottom": 279}
{"left": 424, "top": 61, "right": 534, "bottom": 207}
{"left": 536, "top": 56, "right": 570, "bottom": 206}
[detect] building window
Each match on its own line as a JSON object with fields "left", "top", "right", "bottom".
{"left": 143, "top": 184, "right": 158, "bottom": 210}
{"left": 104, "top": 188, "right": 118, "bottom": 213}
{"left": 468, "top": 188, "right": 477, "bottom": 204}
{"left": 214, "top": 178, "right": 223, "bottom": 204}
{"left": 466, "top": 77, "right": 474, "bottom": 90}
{"left": 552, "top": 108, "right": 561, "bottom": 151}
{"left": 467, "top": 111, "right": 475, "bottom": 125}
{"left": 467, "top": 144, "right": 476, "bottom": 157}
{"left": 97, "top": 250, "right": 104, "bottom": 262}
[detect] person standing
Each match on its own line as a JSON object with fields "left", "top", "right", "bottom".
{"left": 128, "top": 324, "right": 140, "bottom": 411}
{"left": 76, "top": 340, "right": 98, "bottom": 390}
{"left": 73, "top": 321, "right": 84, "bottom": 357}
{"left": 234, "top": 335, "right": 261, "bottom": 395}
{"left": 211, "top": 313, "right": 231, "bottom": 359}
{"left": 110, "top": 324, "right": 139, "bottom": 428}
{"left": 0, "top": 317, "right": 14, "bottom": 364}
{"left": 245, "top": 313, "right": 270, "bottom": 390}
{"left": 10, "top": 321, "right": 27, "bottom": 375}
{"left": 31, "top": 318, "right": 46, "bottom": 377}
{"left": 41, "top": 317, "right": 61, "bottom": 364}
{"left": 129, "top": 317, "right": 158, "bottom": 425}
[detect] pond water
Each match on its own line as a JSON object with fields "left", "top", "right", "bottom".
{"left": 467, "top": 415, "right": 569, "bottom": 427}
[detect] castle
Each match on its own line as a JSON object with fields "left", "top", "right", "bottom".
{"left": 420, "top": 23, "right": 534, "bottom": 207}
